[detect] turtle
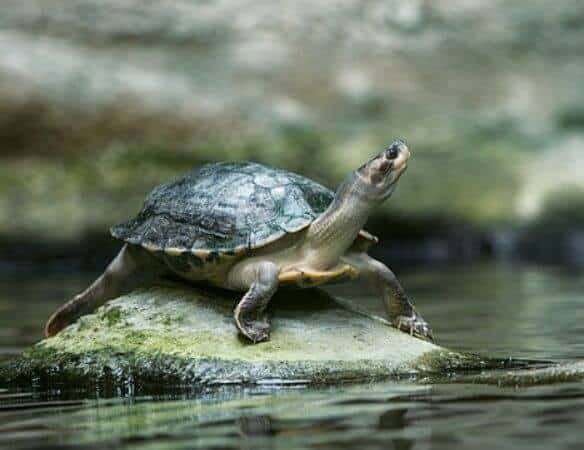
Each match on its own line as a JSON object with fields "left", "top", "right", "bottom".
{"left": 45, "top": 140, "right": 433, "bottom": 343}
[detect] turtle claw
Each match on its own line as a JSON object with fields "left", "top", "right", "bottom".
{"left": 244, "top": 326, "right": 270, "bottom": 344}
{"left": 235, "top": 315, "right": 271, "bottom": 344}
{"left": 393, "top": 313, "right": 434, "bottom": 342}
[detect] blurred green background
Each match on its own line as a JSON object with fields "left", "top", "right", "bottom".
{"left": 1, "top": 0, "right": 584, "bottom": 266}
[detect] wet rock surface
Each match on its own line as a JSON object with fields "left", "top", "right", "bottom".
{"left": 0, "top": 283, "right": 486, "bottom": 385}
{"left": 450, "top": 361, "right": 584, "bottom": 387}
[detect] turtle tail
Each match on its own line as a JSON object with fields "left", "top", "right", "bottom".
{"left": 45, "top": 244, "right": 156, "bottom": 337}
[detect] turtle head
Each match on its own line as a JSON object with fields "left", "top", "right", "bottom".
{"left": 356, "top": 139, "right": 410, "bottom": 201}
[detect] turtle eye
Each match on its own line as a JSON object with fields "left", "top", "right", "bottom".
{"left": 385, "top": 145, "right": 399, "bottom": 160}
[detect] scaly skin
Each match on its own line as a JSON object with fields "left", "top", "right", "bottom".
{"left": 228, "top": 141, "right": 433, "bottom": 343}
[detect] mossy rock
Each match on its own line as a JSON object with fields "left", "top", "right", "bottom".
{"left": 1, "top": 283, "right": 493, "bottom": 386}
{"left": 441, "top": 361, "right": 584, "bottom": 387}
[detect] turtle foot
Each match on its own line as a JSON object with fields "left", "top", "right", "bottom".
{"left": 393, "top": 312, "right": 434, "bottom": 342}
{"left": 235, "top": 314, "right": 271, "bottom": 344}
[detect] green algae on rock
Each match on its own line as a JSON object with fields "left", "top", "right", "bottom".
{"left": 447, "top": 361, "right": 584, "bottom": 388}
{"left": 2, "top": 283, "right": 489, "bottom": 386}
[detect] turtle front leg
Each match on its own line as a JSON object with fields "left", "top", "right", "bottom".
{"left": 343, "top": 253, "right": 433, "bottom": 341}
{"left": 228, "top": 261, "right": 280, "bottom": 343}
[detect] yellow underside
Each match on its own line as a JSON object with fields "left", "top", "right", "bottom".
{"left": 278, "top": 264, "right": 360, "bottom": 287}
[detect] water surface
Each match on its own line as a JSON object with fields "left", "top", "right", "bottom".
{"left": 1, "top": 263, "right": 583, "bottom": 449}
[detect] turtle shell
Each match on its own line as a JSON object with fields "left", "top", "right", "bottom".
{"left": 111, "top": 162, "right": 377, "bottom": 256}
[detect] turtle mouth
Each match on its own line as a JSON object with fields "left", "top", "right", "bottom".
{"left": 392, "top": 146, "right": 410, "bottom": 174}
{"left": 390, "top": 163, "right": 407, "bottom": 186}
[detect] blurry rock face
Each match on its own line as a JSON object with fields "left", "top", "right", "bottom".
{"left": 1, "top": 0, "right": 584, "bottom": 238}
{"left": 517, "top": 138, "right": 584, "bottom": 220}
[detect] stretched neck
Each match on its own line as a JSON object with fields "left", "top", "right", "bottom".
{"left": 306, "top": 173, "right": 375, "bottom": 262}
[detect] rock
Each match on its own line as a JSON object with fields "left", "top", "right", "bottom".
{"left": 3, "top": 0, "right": 581, "bottom": 241}
{"left": 0, "top": 283, "right": 490, "bottom": 385}
{"left": 444, "top": 361, "right": 584, "bottom": 387}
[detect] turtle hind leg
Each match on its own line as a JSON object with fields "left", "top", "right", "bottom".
{"left": 229, "top": 261, "right": 280, "bottom": 343}
{"left": 44, "top": 244, "right": 161, "bottom": 337}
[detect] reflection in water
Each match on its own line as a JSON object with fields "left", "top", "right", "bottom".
{"left": 238, "top": 414, "right": 273, "bottom": 437}
{"left": 1, "top": 263, "right": 584, "bottom": 449}
{"left": 377, "top": 409, "right": 414, "bottom": 450}
{"left": 3, "top": 382, "right": 584, "bottom": 449}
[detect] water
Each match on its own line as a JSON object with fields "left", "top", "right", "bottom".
{"left": 1, "top": 263, "right": 584, "bottom": 449}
